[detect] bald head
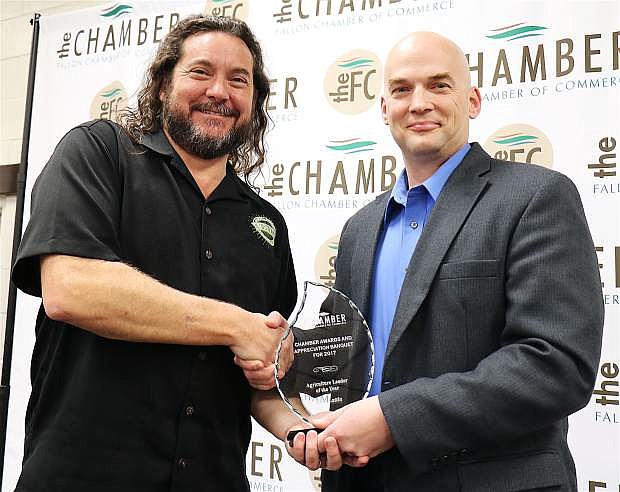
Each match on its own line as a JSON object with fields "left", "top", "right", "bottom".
{"left": 381, "top": 31, "right": 481, "bottom": 172}
{"left": 385, "top": 31, "right": 472, "bottom": 90}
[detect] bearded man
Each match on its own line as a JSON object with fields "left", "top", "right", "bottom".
{"left": 11, "top": 15, "right": 296, "bottom": 492}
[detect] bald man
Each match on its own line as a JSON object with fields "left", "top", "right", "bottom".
{"left": 285, "top": 32, "right": 604, "bottom": 492}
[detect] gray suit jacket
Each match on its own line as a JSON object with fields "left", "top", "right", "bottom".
{"left": 323, "top": 144, "right": 604, "bottom": 492}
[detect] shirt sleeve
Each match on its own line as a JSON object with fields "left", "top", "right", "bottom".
{"left": 12, "top": 121, "right": 122, "bottom": 297}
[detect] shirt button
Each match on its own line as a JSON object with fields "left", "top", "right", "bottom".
{"left": 177, "top": 457, "right": 187, "bottom": 469}
{"left": 198, "top": 351, "right": 207, "bottom": 361}
{"left": 205, "top": 206, "right": 212, "bottom": 216}
{"left": 185, "top": 405, "right": 194, "bottom": 416}
{"left": 205, "top": 249, "right": 213, "bottom": 260}
{"left": 410, "top": 221, "right": 419, "bottom": 229}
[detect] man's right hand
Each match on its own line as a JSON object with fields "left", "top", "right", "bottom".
{"left": 230, "top": 310, "right": 286, "bottom": 367}
{"left": 234, "top": 313, "right": 293, "bottom": 390}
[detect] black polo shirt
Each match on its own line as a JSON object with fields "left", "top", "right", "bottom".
{"left": 12, "top": 119, "right": 297, "bottom": 492}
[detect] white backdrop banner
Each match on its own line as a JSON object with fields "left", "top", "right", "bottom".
{"left": 3, "top": 1, "right": 618, "bottom": 491}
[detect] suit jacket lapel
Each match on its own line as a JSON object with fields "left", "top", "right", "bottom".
{"left": 386, "top": 144, "right": 492, "bottom": 359}
{"left": 350, "top": 193, "right": 390, "bottom": 319}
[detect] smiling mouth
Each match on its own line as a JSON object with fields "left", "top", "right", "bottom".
{"left": 408, "top": 122, "right": 440, "bottom": 131}
{"left": 192, "top": 103, "right": 240, "bottom": 119}
{"left": 198, "top": 110, "right": 230, "bottom": 118}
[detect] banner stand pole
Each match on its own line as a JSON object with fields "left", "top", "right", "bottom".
{"left": 0, "top": 13, "right": 41, "bottom": 487}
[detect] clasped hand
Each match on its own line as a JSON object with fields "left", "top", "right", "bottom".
{"left": 233, "top": 311, "right": 292, "bottom": 390}
{"left": 285, "top": 396, "right": 394, "bottom": 471}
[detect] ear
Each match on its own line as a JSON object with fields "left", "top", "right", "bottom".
{"left": 159, "top": 75, "right": 171, "bottom": 104}
{"left": 381, "top": 95, "right": 389, "bottom": 125}
{"left": 468, "top": 86, "right": 482, "bottom": 119}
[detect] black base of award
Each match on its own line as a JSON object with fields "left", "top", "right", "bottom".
{"left": 287, "top": 427, "right": 322, "bottom": 447}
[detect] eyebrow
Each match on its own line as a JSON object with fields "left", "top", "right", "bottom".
{"left": 387, "top": 72, "right": 457, "bottom": 87}
{"left": 429, "top": 73, "right": 456, "bottom": 84}
{"left": 387, "top": 77, "right": 409, "bottom": 87}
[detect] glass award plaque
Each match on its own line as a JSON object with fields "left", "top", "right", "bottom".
{"left": 275, "top": 281, "right": 374, "bottom": 445}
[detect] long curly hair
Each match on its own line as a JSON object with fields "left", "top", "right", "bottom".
{"left": 118, "top": 15, "right": 270, "bottom": 179}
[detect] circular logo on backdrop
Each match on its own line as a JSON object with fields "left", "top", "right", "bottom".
{"left": 483, "top": 124, "right": 553, "bottom": 168}
{"left": 315, "top": 235, "right": 340, "bottom": 287}
{"left": 90, "top": 81, "right": 128, "bottom": 122}
{"left": 204, "top": 0, "right": 250, "bottom": 21}
{"left": 324, "top": 50, "right": 382, "bottom": 115}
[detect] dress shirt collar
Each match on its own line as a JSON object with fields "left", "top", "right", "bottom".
{"left": 384, "top": 143, "right": 471, "bottom": 224}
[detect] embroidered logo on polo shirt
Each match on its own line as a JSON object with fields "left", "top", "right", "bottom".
{"left": 251, "top": 216, "right": 276, "bottom": 247}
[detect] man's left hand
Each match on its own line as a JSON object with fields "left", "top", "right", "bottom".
{"left": 285, "top": 423, "right": 369, "bottom": 471}
{"left": 312, "top": 396, "right": 395, "bottom": 459}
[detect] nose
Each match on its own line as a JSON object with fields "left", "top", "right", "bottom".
{"left": 409, "top": 88, "right": 433, "bottom": 114}
{"left": 204, "top": 76, "right": 229, "bottom": 102}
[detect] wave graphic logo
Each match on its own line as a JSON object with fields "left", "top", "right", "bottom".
{"left": 100, "top": 4, "right": 134, "bottom": 19}
{"left": 100, "top": 88, "right": 123, "bottom": 99}
{"left": 484, "top": 124, "right": 553, "bottom": 168}
{"left": 324, "top": 49, "right": 382, "bottom": 115}
{"left": 492, "top": 133, "right": 539, "bottom": 147}
{"left": 486, "top": 23, "right": 547, "bottom": 42}
{"left": 337, "top": 57, "right": 374, "bottom": 70}
{"left": 326, "top": 138, "right": 377, "bottom": 154}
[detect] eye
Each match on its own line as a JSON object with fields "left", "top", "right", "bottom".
{"left": 189, "top": 68, "right": 210, "bottom": 78}
{"left": 232, "top": 75, "right": 248, "bottom": 84}
{"left": 230, "top": 76, "right": 250, "bottom": 89}
{"left": 434, "top": 81, "right": 451, "bottom": 89}
{"left": 392, "top": 86, "right": 410, "bottom": 95}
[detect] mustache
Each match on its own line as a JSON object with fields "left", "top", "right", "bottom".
{"left": 191, "top": 102, "right": 240, "bottom": 118}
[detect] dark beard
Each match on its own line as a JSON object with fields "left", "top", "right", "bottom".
{"left": 163, "top": 101, "right": 251, "bottom": 160}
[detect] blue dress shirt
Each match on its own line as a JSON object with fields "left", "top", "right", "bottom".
{"left": 368, "top": 144, "right": 471, "bottom": 396}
